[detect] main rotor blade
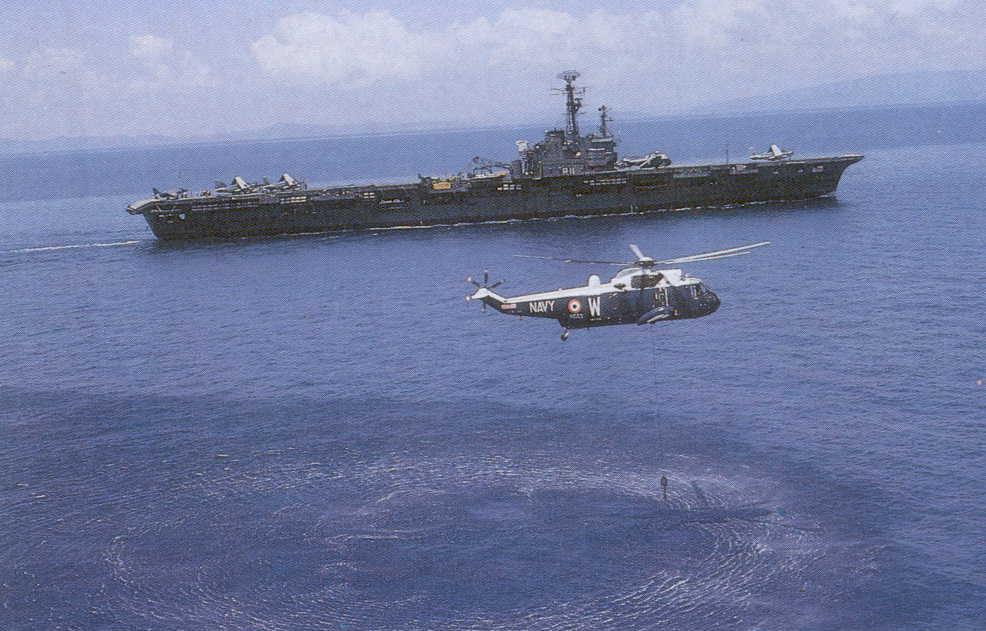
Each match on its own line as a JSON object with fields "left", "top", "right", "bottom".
{"left": 488, "top": 281, "right": 503, "bottom": 289}
{"left": 629, "top": 243, "right": 647, "bottom": 260}
{"left": 671, "top": 251, "right": 751, "bottom": 263}
{"left": 513, "top": 254, "right": 629, "bottom": 265}
{"left": 656, "top": 241, "right": 770, "bottom": 265}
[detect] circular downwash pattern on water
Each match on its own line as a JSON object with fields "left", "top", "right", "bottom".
{"left": 97, "top": 448, "right": 849, "bottom": 630}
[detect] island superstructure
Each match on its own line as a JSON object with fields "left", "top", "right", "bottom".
{"left": 127, "top": 71, "right": 863, "bottom": 240}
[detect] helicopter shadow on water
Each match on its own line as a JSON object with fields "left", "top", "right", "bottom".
{"left": 539, "top": 479, "right": 821, "bottom": 535}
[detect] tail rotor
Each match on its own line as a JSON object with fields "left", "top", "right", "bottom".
{"left": 466, "top": 270, "right": 504, "bottom": 311}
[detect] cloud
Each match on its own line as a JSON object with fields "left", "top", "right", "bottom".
{"left": 444, "top": 9, "right": 620, "bottom": 69}
{"left": 251, "top": 11, "right": 434, "bottom": 86}
{"left": 128, "top": 34, "right": 212, "bottom": 88}
{"left": 0, "top": 57, "right": 13, "bottom": 72}
{"left": 0, "top": 39, "right": 216, "bottom": 139}
{"left": 248, "top": 3, "right": 986, "bottom": 98}
{"left": 129, "top": 34, "right": 174, "bottom": 61}
{"left": 235, "top": 3, "right": 986, "bottom": 135}
{"left": 249, "top": 8, "right": 631, "bottom": 87}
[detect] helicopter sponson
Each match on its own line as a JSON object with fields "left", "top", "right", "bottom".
{"left": 467, "top": 242, "right": 768, "bottom": 341}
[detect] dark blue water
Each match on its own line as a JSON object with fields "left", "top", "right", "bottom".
{"left": 1, "top": 113, "right": 984, "bottom": 629}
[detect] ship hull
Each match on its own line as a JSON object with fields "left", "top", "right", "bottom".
{"left": 131, "top": 155, "right": 862, "bottom": 241}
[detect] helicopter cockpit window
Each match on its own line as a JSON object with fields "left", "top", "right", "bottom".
{"left": 630, "top": 274, "right": 663, "bottom": 289}
{"left": 655, "top": 288, "right": 668, "bottom": 307}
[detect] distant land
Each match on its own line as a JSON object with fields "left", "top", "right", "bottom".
{"left": 691, "top": 69, "right": 986, "bottom": 115}
{"left": 1, "top": 69, "right": 984, "bottom": 156}
{"left": 0, "top": 121, "right": 474, "bottom": 156}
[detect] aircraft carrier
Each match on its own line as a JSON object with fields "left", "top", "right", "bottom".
{"left": 128, "top": 71, "right": 863, "bottom": 240}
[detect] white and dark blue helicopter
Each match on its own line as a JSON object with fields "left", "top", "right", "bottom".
{"left": 467, "top": 242, "right": 769, "bottom": 341}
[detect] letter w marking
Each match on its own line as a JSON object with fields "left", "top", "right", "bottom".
{"left": 587, "top": 296, "right": 601, "bottom": 317}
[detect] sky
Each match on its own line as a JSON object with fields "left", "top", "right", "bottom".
{"left": 0, "top": 0, "right": 984, "bottom": 140}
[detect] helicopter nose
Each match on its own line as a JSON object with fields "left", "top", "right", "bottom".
{"left": 708, "top": 291, "right": 721, "bottom": 314}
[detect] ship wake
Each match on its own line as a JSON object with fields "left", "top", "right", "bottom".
{"left": 4, "top": 240, "right": 142, "bottom": 254}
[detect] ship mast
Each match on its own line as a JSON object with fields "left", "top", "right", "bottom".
{"left": 557, "top": 70, "right": 584, "bottom": 145}
{"left": 598, "top": 105, "right": 611, "bottom": 137}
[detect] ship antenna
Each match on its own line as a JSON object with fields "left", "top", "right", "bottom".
{"left": 598, "top": 105, "right": 611, "bottom": 137}
{"left": 557, "top": 70, "right": 584, "bottom": 144}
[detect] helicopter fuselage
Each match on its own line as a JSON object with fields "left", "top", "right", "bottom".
{"left": 467, "top": 241, "right": 767, "bottom": 340}
{"left": 471, "top": 267, "right": 720, "bottom": 331}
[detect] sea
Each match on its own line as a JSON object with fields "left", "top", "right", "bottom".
{"left": 0, "top": 103, "right": 984, "bottom": 630}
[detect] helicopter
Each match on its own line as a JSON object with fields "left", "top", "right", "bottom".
{"left": 152, "top": 187, "right": 187, "bottom": 200}
{"left": 467, "top": 242, "right": 769, "bottom": 341}
{"left": 749, "top": 144, "right": 793, "bottom": 161}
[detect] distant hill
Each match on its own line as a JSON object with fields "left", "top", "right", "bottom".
{"left": 2, "top": 69, "right": 985, "bottom": 155}
{"left": 0, "top": 134, "right": 181, "bottom": 156}
{"left": 0, "top": 121, "right": 500, "bottom": 156}
{"left": 694, "top": 69, "right": 986, "bottom": 115}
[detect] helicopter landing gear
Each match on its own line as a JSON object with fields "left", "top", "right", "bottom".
{"left": 561, "top": 329, "right": 570, "bottom": 342}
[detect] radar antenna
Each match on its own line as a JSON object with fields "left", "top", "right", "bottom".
{"left": 555, "top": 70, "right": 585, "bottom": 145}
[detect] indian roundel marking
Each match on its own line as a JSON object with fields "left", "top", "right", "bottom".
{"left": 568, "top": 299, "right": 582, "bottom": 314}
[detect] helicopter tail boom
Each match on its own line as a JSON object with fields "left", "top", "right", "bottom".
{"left": 467, "top": 287, "right": 509, "bottom": 311}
